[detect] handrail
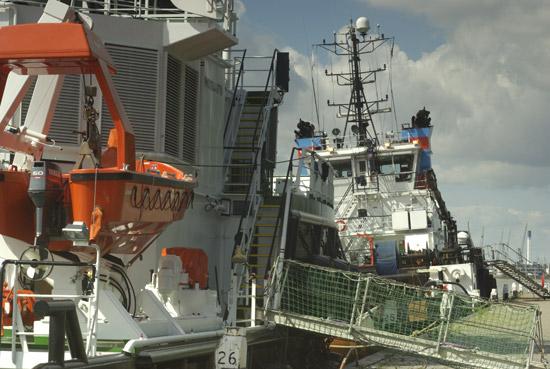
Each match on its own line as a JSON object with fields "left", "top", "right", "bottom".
{"left": 226, "top": 50, "right": 279, "bottom": 325}
{"left": 498, "top": 242, "right": 533, "bottom": 265}
{"left": 1, "top": 258, "right": 97, "bottom": 362}
{"left": 486, "top": 243, "right": 532, "bottom": 266}
{"left": 223, "top": 49, "right": 247, "bottom": 140}
{"left": 232, "top": 49, "right": 278, "bottom": 258}
{"left": 264, "top": 148, "right": 296, "bottom": 279}
{"left": 335, "top": 181, "right": 354, "bottom": 215}
{"left": 250, "top": 49, "right": 278, "bottom": 153}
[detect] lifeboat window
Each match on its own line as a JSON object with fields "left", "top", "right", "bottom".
{"left": 332, "top": 160, "right": 352, "bottom": 178}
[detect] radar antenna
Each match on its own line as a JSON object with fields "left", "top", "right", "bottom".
{"left": 318, "top": 17, "right": 393, "bottom": 149}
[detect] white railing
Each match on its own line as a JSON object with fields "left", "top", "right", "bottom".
{"left": 1, "top": 0, "right": 234, "bottom": 22}
{"left": 1, "top": 245, "right": 101, "bottom": 363}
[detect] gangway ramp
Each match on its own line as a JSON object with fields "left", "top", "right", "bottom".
{"left": 487, "top": 260, "right": 550, "bottom": 299}
{"left": 264, "top": 259, "right": 544, "bottom": 369}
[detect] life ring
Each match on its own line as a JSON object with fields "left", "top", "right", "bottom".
{"left": 336, "top": 219, "right": 347, "bottom": 232}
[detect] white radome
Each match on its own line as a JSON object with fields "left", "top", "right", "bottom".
{"left": 356, "top": 17, "right": 369, "bottom": 34}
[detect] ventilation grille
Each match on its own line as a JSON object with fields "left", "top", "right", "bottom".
{"left": 101, "top": 44, "right": 159, "bottom": 152}
{"left": 21, "top": 75, "right": 81, "bottom": 145}
{"left": 182, "top": 66, "right": 199, "bottom": 163}
{"left": 165, "top": 55, "right": 182, "bottom": 158}
{"left": 20, "top": 78, "right": 36, "bottom": 126}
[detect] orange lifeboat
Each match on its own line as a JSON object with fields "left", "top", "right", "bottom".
{"left": 0, "top": 22, "right": 196, "bottom": 256}
{"left": 69, "top": 154, "right": 196, "bottom": 255}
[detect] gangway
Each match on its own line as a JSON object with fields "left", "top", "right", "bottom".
{"left": 488, "top": 259, "right": 550, "bottom": 299}
{"left": 264, "top": 259, "right": 544, "bottom": 369}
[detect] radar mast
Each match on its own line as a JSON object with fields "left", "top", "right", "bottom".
{"left": 318, "top": 17, "right": 393, "bottom": 149}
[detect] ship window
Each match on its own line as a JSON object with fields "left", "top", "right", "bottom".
{"left": 377, "top": 156, "right": 394, "bottom": 175}
{"left": 332, "top": 160, "right": 352, "bottom": 178}
{"left": 358, "top": 160, "right": 367, "bottom": 173}
{"left": 376, "top": 154, "right": 414, "bottom": 182}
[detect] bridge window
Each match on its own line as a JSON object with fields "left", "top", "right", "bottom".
{"left": 376, "top": 154, "right": 414, "bottom": 182}
{"left": 332, "top": 160, "right": 352, "bottom": 178}
{"left": 358, "top": 160, "right": 367, "bottom": 174}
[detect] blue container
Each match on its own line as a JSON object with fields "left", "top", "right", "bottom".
{"left": 375, "top": 240, "right": 399, "bottom": 275}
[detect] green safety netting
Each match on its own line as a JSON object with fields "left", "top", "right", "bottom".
{"left": 268, "top": 259, "right": 542, "bottom": 369}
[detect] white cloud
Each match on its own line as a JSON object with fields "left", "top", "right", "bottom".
{"left": 433, "top": 160, "right": 550, "bottom": 189}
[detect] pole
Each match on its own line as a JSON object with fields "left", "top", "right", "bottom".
{"left": 349, "top": 28, "right": 366, "bottom": 146}
{"left": 527, "top": 230, "right": 532, "bottom": 264}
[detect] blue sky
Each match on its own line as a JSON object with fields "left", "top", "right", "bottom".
{"left": 236, "top": 0, "right": 550, "bottom": 260}
{"left": 240, "top": 0, "right": 444, "bottom": 60}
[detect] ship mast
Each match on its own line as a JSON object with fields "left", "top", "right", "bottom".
{"left": 318, "top": 17, "right": 393, "bottom": 149}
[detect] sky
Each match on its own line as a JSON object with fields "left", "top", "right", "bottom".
{"left": 236, "top": 0, "right": 550, "bottom": 261}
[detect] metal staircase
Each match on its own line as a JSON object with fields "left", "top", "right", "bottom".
{"left": 236, "top": 198, "right": 282, "bottom": 325}
{"left": 487, "top": 259, "right": 550, "bottom": 299}
{"left": 224, "top": 91, "right": 270, "bottom": 197}
{"left": 224, "top": 50, "right": 287, "bottom": 326}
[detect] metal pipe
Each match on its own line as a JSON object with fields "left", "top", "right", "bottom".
{"left": 124, "top": 324, "right": 271, "bottom": 355}
{"left": 123, "top": 330, "right": 224, "bottom": 354}
{"left": 290, "top": 210, "right": 338, "bottom": 229}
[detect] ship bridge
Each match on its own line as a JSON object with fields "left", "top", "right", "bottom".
{"left": 263, "top": 259, "right": 544, "bottom": 369}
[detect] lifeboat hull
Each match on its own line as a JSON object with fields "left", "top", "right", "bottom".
{"left": 69, "top": 167, "right": 195, "bottom": 255}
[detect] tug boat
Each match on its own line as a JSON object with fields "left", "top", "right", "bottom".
{"left": 299, "top": 18, "right": 496, "bottom": 297}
